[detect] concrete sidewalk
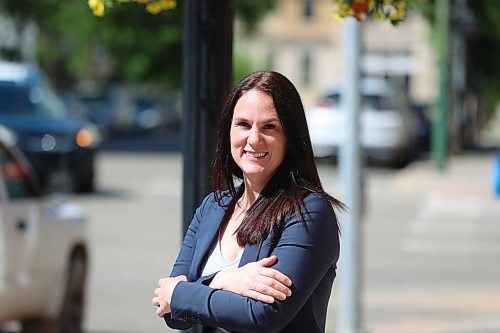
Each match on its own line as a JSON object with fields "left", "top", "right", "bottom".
{"left": 325, "top": 152, "right": 500, "bottom": 333}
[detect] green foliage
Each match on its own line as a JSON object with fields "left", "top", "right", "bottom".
{"left": 411, "top": 0, "right": 434, "bottom": 23}
{"left": 234, "top": 0, "right": 274, "bottom": 33}
{"left": 233, "top": 45, "right": 257, "bottom": 84}
{"left": 0, "top": 1, "right": 273, "bottom": 90}
{"left": 467, "top": 1, "right": 500, "bottom": 112}
{"left": 94, "top": 2, "right": 183, "bottom": 88}
{"left": 3, "top": 0, "right": 101, "bottom": 86}
{"left": 1, "top": 0, "right": 182, "bottom": 90}
{"left": 417, "top": 0, "right": 500, "bottom": 113}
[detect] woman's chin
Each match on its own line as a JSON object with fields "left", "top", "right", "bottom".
{"left": 242, "top": 168, "right": 265, "bottom": 177}
{"left": 241, "top": 167, "right": 270, "bottom": 180}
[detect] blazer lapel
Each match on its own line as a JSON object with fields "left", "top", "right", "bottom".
{"left": 189, "top": 194, "right": 232, "bottom": 280}
{"left": 239, "top": 241, "right": 263, "bottom": 267}
{"left": 189, "top": 188, "right": 279, "bottom": 273}
{"left": 239, "top": 226, "right": 281, "bottom": 266}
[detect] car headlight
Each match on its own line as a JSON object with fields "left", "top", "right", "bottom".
{"left": 76, "top": 124, "right": 101, "bottom": 148}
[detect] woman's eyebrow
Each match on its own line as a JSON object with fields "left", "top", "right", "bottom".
{"left": 232, "top": 117, "right": 249, "bottom": 123}
{"left": 233, "top": 117, "right": 280, "bottom": 123}
{"left": 264, "top": 117, "right": 281, "bottom": 123}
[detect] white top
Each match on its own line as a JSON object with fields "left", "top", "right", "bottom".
{"left": 201, "top": 236, "right": 242, "bottom": 277}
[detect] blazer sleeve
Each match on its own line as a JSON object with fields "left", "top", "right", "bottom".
{"left": 164, "top": 192, "right": 213, "bottom": 330}
{"left": 168, "top": 194, "right": 340, "bottom": 332}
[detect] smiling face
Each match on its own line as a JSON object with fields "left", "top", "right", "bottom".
{"left": 230, "top": 89, "right": 287, "bottom": 188}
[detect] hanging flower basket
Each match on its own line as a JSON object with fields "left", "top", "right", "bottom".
{"left": 332, "top": 0, "right": 408, "bottom": 25}
{"left": 88, "top": 0, "right": 176, "bottom": 17}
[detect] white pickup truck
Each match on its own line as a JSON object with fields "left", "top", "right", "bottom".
{"left": 0, "top": 126, "right": 88, "bottom": 333}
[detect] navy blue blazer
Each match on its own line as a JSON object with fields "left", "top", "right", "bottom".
{"left": 164, "top": 190, "right": 340, "bottom": 333}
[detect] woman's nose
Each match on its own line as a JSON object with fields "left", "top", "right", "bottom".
{"left": 247, "top": 127, "right": 262, "bottom": 145}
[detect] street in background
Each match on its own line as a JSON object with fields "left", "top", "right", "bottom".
{"left": 18, "top": 148, "right": 493, "bottom": 333}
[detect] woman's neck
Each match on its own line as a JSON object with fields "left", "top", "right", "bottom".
{"left": 240, "top": 177, "right": 268, "bottom": 208}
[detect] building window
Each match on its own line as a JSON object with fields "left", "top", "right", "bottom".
{"left": 266, "top": 49, "right": 275, "bottom": 70}
{"left": 302, "top": 52, "right": 311, "bottom": 86}
{"left": 304, "top": 0, "right": 313, "bottom": 21}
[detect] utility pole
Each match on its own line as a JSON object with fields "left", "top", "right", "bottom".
{"left": 337, "top": 16, "right": 363, "bottom": 333}
{"left": 432, "top": 0, "right": 450, "bottom": 170}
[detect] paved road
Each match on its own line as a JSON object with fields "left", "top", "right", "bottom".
{"left": 69, "top": 151, "right": 500, "bottom": 333}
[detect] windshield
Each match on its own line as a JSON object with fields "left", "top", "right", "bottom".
{"left": 323, "top": 93, "right": 396, "bottom": 111}
{"left": 0, "top": 84, "right": 67, "bottom": 119}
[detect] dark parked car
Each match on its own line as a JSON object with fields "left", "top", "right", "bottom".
{"left": 74, "top": 83, "right": 181, "bottom": 137}
{"left": 410, "top": 102, "right": 431, "bottom": 153}
{"left": 0, "top": 61, "right": 101, "bottom": 192}
{"left": 73, "top": 83, "right": 134, "bottom": 137}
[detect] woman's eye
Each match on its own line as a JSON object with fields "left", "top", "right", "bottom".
{"left": 235, "top": 121, "right": 250, "bottom": 128}
{"left": 263, "top": 123, "right": 277, "bottom": 130}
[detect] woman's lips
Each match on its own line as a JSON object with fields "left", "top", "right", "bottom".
{"left": 245, "top": 151, "right": 268, "bottom": 158}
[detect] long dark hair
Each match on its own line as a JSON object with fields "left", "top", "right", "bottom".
{"left": 213, "top": 71, "right": 344, "bottom": 245}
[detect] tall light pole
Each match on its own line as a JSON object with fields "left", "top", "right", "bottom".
{"left": 337, "top": 16, "right": 363, "bottom": 333}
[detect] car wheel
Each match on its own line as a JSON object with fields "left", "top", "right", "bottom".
{"left": 59, "top": 252, "right": 87, "bottom": 333}
{"left": 73, "top": 170, "right": 95, "bottom": 193}
{"left": 389, "top": 154, "right": 412, "bottom": 169}
{"left": 21, "top": 252, "right": 87, "bottom": 333}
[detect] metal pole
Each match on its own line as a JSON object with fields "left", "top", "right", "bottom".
{"left": 337, "top": 16, "right": 363, "bottom": 333}
{"left": 432, "top": 0, "right": 449, "bottom": 170}
{"left": 182, "top": 0, "right": 234, "bottom": 235}
{"left": 181, "top": 2, "right": 233, "bottom": 330}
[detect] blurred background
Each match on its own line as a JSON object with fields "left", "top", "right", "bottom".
{"left": 0, "top": 0, "right": 499, "bottom": 332}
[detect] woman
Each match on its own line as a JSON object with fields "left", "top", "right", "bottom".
{"left": 152, "top": 71, "right": 344, "bottom": 332}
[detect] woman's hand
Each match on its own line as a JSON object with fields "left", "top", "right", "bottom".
{"left": 152, "top": 275, "right": 187, "bottom": 317}
{"left": 209, "top": 255, "right": 292, "bottom": 304}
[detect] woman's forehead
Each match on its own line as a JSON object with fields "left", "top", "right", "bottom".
{"left": 233, "top": 90, "right": 278, "bottom": 118}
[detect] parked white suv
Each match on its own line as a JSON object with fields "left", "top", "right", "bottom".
{"left": 306, "top": 77, "right": 418, "bottom": 168}
{"left": 0, "top": 125, "right": 88, "bottom": 333}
